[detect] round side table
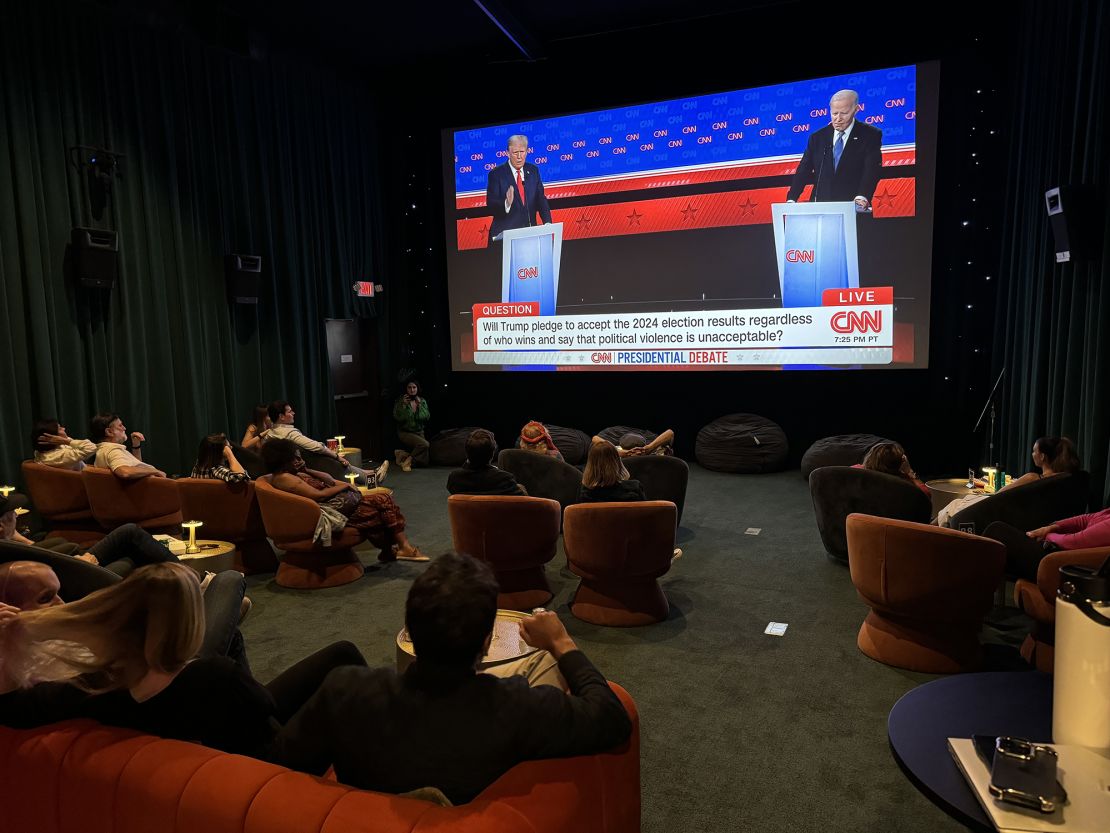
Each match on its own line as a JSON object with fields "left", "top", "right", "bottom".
{"left": 177, "top": 539, "right": 237, "bottom": 574}
{"left": 888, "top": 671, "right": 1052, "bottom": 831}
{"left": 396, "top": 609, "right": 539, "bottom": 673}
{"left": 925, "top": 478, "right": 988, "bottom": 520}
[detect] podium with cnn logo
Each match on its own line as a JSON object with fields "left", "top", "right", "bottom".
{"left": 500, "top": 222, "right": 564, "bottom": 315}
{"left": 771, "top": 202, "right": 861, "bottom": 308}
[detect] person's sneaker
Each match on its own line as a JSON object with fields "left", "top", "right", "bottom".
{"left": 401, "top": 457, "right": 412, "bottom": 472}
{"left": 671, "top": 548, "right": 683, "bottom": 563}
{"left": 374, "top": 461, "right": 389, "bottom": 485}
{"left": 238, "top": 596, "right": 252, "bottom": 624}
{"left": 381, "top": 544, "right": 429, "bottom": 563}
{"left": 394, "top": 449, "right": 407, "bottom": 465}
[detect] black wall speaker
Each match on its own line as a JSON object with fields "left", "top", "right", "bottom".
{"left": 225, "top": 254, "right": 263, "bottom": 303}
{"left": 71, "top": 227, "right": 118, "bottom": 288}
{"left": 1045, "top": 185, "right": 1099, "bottom": 263}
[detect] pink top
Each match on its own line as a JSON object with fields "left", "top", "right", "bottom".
{"left": 1045, "top": 507, "right": 1110, "bottom": 550}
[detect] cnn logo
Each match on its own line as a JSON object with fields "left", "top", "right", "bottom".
{"left": 830, "top": 310, "right": 882, "bottom": 333}
{"left": 785, "top": 249, "right": 814, "bottom": 263}
{"left": 516, "top": 266, "right": 539, "bottom": 280}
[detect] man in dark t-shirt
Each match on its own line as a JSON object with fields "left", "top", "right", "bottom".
{"left": 268, "top": 552, "right": 631, "bottom": 804}
{"left": 446, "top": 429, "right": 527, "bottom": 496}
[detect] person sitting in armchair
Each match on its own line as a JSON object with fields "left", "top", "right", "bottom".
{"left": 268, "top": 552, "right": 631, "bottom": 804}
{"left": 0, "top": 557, "right": 250, "bottom": 671}
{"left": 518, "top": 421, "right": 564, "bottom": 462}
{"left": 265, "top": 400, "right": 387, "bottom": 487}
{"left": 0, "top": 562, "right": 362, "bottom": 758}
{"left": 31, "top": 418, "right": 97, "bottom": 470}
{"left": 855, "top": 441, "right": 930, "bottom": 497}
{"left": 90, "top": 412, "right": 166, "bottom": 479}
{"left": 984, "top": 505, "right": 1110, "bottom": 582}
{"left": 939, "top": 436, "right": 1080, "bottom": 527}
{"left": 447, "top": 430, "right": 527, "bottom": 496}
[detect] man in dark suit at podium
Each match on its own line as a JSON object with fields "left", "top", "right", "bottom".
{"left": 486, "top": 134, "right": 552, "bottom": 244}
{"left": 786, "top": 90, "right": 883, "bottom": 211}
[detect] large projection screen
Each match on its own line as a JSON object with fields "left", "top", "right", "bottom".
{"left": 442, "top": 62, "right": 938, "bottom": 372}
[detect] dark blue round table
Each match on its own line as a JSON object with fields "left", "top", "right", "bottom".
{"left": 887, "top": 671, "right": 1053, "bottom": 831}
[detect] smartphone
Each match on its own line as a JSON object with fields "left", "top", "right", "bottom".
{"left": 986, "top": 737, "right": 1066, "bottom": 813}
{"left": 972, "top": 734, "right": 997, "bottom": 765}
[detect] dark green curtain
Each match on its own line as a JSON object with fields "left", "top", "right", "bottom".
{"left": 0, "top": 1, "right": 381, "bottom": 485}
{"left": 995, "top": 0, "right": 1110, "bottom": 506}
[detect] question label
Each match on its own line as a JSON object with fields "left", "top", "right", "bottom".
{"left": 473, "top": 300, "right": 892, "bottom": 364}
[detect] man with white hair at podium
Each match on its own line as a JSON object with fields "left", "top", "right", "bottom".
{"left": 786, "top": 89, "right": 883, "bottom": 212}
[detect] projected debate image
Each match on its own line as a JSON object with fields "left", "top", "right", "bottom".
{"left": 441, "top": 62, "right": 938, "bottom": 371}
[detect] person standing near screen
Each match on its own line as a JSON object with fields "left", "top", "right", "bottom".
{"left": 485, "top": 134, "right": 552, "bottom": 244}
{"left": 786, "top": 89, "right": 883, "bottom": 211}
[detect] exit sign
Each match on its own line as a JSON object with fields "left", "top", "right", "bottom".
{"left": 354, "top": 281, "right": 375, "bottom": 297}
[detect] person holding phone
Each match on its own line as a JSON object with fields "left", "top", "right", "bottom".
{"left": 393, "top": 380, "right": 430, "bottom": 471}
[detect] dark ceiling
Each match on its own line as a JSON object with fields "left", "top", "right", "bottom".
{"left": 241, "top": 0, "right": 797, "bottom": 66}
{"left": 95, "top": 0, "right": 801, "bottom": 71}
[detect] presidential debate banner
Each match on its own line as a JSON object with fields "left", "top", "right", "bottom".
{"left": 441, "top": 61, "right": 938, "bottom": 372}
{"left": 472, "top": 288, "right": 893, "bottom": 367}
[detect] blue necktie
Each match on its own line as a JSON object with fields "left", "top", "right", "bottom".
{"left": 832, "top": 131, "right": 844, "bottom": 170}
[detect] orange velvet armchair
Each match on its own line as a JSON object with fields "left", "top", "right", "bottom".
{"left": 20, "top": 461, "right": 105, "bottom": 543}
{"left": 0, "top": 684, "right": 641, "bottom": 833}
{"left": 253, "top": 476, "right": 364, "bottom": 589}
{"left": 1013, "top": 546, "right": 1110, "bottom": 672}
{"left": 175, "top": 478, "right": 277, "bottom": 574}
{"left": 81, "top": 466, "right": 183, "bottom": 533}
{"left": 563, "top": 501, "right": 677, "bottom": 626}
{"left": 448, "top": 494, "right": 561, "bottom": 609}
{"left": 846, "top": 513, "right": 1006, "bottom": 673}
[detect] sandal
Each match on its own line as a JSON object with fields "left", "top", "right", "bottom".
{"left": 379, "top": 544, "right": 430, "bottom": 563}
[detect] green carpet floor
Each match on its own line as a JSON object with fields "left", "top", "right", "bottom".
{"left": 242, "top": 465, "right": 1026, "bottom": 832}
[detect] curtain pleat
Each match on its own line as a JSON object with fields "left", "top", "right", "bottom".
{"left": 0, "top": 1, "right": 381, "bottom": 484}
{"left": 995, "top": 0, "right": 1110, "bottom": 505}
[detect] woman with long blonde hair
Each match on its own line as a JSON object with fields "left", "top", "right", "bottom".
{"left": 1, "top": 562, "right": 203, "bottom": 695}
{"left": 0, "top": 563, "right": 367, "bottom": 756}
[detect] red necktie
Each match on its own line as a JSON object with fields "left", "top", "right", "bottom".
{"left": 516, "top": 169, "right": 526, "bottom": 206}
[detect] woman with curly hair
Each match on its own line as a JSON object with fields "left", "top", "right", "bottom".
{"left": 262, "top": 439, "right": 427, "bottom": 562}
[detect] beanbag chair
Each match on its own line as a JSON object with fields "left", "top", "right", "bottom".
{"left": 429, "top": 427, "right": 492, "bottom": 467}
{"left": 695, "top": 414, "right": 788, "bottom": 473}
{"left": 800, "top": 434, "right": 891, "bottom": 480}
{"left": 596, "top": 425, "right": 660, "bottom": 449}
{"left": 535, "top": 425, "right": 592, "bottom": 465}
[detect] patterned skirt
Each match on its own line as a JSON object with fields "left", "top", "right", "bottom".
{"left": 299, "top": 473, "right": 406, "bottom": 547}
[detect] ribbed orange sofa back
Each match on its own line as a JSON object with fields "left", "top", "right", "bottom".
{"left": 0, "top": 685, "right": 640, "bottom": 833}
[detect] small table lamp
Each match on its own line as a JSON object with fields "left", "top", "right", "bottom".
{"left": 981, "top": 467, "right": 998, "bottom": 494}
{"left": 0, "top": 486, "right": 14, "bottom": 498}
{"left": 182, "top": 520, "right": 204, "bottom": 555}
{"left": 345, "top": 472, "right": 359, "bottom": 488}
{"left": 334, "top": 435, "right": 346, "bottom": 453}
